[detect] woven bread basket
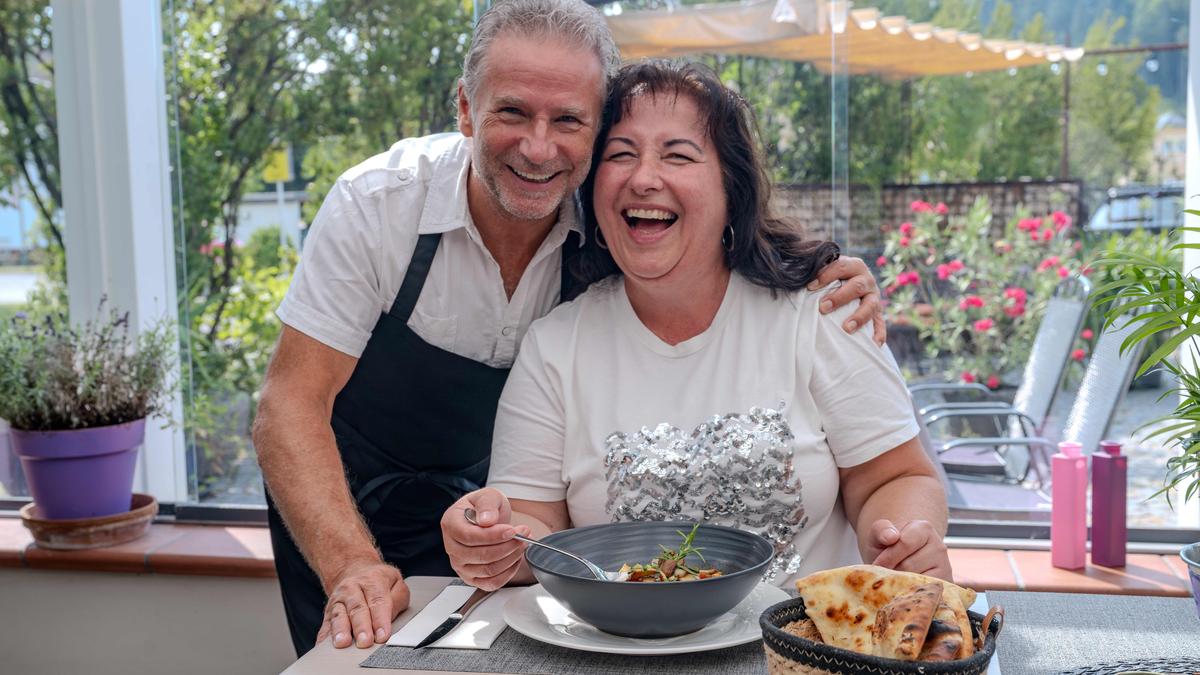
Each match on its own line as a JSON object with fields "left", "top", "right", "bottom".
{"left": 759, "top": 597, "right": 1004, "bottom": 675}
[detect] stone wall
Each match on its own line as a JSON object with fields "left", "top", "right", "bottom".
{"left": 770, "top": 180, "right": 1084, "bottom": 255}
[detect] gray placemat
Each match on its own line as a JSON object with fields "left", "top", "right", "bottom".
{"left": 988, "top": 591, "right": 1200, "bottom": 675}
{"left": 360, "top": 629, "right": 765, "bottom": 674}
{"left": 1058, "top": 656, "right": 1200, "bottom": 675}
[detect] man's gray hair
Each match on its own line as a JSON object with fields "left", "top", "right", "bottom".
{"left": 462, "top": 0, "right": 620, "bottom": 102}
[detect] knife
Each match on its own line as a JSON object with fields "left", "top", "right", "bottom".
{"left": 413, "top": 586, "right": 492, "bottom": 649}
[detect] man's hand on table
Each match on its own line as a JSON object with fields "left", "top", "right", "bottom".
{"left": 442, "top": 487, "right": 531, "bottom": 591}
{"left": 316, "top": 560, "right": 410, "bottom": 649}
{"left": 809, "top": 255, "right": 887, "bottom": 346}
{"left": 866, "top": 518, "right": 952, "bottom": 581}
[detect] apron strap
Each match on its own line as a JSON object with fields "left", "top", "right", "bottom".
{"left": 355, "top": 468, "right": 484, "bottom": 521}
{"left": 388, "top": 233, "right": 442, "bottom": 321}
{"left": 396, "top": 230, "right": 578, "bottom": 319}
{"left": 560, "top": 230, "right": 583, "bottom": 303}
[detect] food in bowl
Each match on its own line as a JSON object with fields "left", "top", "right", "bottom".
{"left": 615, "top": 523, "right": 723, "bottom": 582}
{"left": 525, "top": 520, "right": 773, "bottom": 638}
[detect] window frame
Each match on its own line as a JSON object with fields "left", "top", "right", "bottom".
{"left": 51, "top": 0, "right": 187, "bottom": 504}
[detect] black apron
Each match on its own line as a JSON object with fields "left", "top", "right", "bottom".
{"left": 267, "top": 230, "right": 581, "bottom": 656}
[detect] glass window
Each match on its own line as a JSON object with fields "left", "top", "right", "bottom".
{"left": 165, "top": 1, "right": 473, "bottom": 505}
{"left": 835, "top": 0, "right": 1193, "bottom": 533}
{"left": 57, "top": 0, "right": 1187, "bottom": 542}
{"left": 0, "top": 0, "right": 60, "bottom": 501}
{"left": 606, "top": 0, "right": 1197, "bottom": 537}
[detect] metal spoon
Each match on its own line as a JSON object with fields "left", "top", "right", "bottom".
{"left": 463, "top": 507, "right": 615, "bottom": 581}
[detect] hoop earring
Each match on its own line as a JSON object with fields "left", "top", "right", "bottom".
{"left": 722, "top": 225, "right": 735, "bottom": 252}
{"left": 595, "top": 226, "right": 609, "bottom": 251}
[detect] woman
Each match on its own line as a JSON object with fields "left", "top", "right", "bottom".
{"left": 442, "top": 61, "right": 949, "bottom": 590}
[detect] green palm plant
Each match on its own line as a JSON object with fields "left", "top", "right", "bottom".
{"left": 1092, "top": 224, "right": 1200, "bottom": 504}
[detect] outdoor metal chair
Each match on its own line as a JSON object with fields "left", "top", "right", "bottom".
{"left": 922, "top": 306, "right": 1146, "bottom": 518}
{"left": 913, "top": 402, "right": 1052, "bottom": 519}
{"left": 914, "top": 275, "right": 1092, "bottom": 480}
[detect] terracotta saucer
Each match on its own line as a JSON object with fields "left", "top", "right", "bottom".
{"left": 20, "top": 493, "right": 158, "bottom": 550}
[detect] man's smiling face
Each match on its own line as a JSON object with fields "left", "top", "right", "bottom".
{"left": 458, "top": 31, "right": 605, "bottom": 226}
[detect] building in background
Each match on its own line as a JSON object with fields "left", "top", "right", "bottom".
{"left": 0, "top": 187, "right": 38, "bottom": 265}
{"left": 236, "top": 189, "right": 309, "bottom": 249}
{"left": 1153, "top": 112, "right": 1187, "bottom": 183}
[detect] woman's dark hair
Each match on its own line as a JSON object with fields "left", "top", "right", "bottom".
{"left": 574, "top": 59, "right": 839, "bottom": 292}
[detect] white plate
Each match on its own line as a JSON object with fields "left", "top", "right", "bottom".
{"left": 503, "top": 581, "right": 789, "bottom": 656}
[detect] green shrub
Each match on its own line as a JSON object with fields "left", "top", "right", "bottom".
{"left": 881, "top": 197, "right": 1084, "bottom": 387}
{"left": 185, "top": 226, "right": 295, "bottom": 500}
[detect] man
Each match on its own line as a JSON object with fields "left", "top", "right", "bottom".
{"left": 253, "top": 0, "right": 885, "bottom": 657}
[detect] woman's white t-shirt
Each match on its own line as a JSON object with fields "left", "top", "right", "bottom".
{"left": 487, "top": 272, "right": 920, "bottom": 585}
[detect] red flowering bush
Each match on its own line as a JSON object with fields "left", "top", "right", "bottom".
{"left": 880, "top": 197, "right": 1083, "bottom": 388}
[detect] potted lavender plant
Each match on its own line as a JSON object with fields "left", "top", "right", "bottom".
{"left": 0, "top": 302, "right": 174, "bottom": 520}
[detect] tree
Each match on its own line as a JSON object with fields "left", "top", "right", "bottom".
{"left": 307, "top": 1, "right": 469, "bottom": 146}
{"left": 975, "top": 9, "right": 1062, "bottom": 180}
{"left": 709, "top": 57, "right": 832, "bottom": 183}
{"left": 903, "top": 1, "right": 1065, "bottom": 183}
{"left": 169, "top": 0, "right": 333, "bottom": 354}
{"left": 1128, "top": 0, "right": 1188, "bottom": 108}
{"left": 907, "top": 0, "right": 990, "bottom": 182}
{"left": 165, "top": 0, "right": 366, "bottom": 497}
{"left": 171, "top": 0, "right": 474, "bottom": 499}
{"left": 846, "top": 75, "right": 910, "bottom": 185}
{"left": 298, "top": 0, "right": 471, "bottom": 224}
{"left": 0, "top": 0, "right": 61, "bottom": 253}
{"left": 1069, "top": 14, "right": 1160, "bottom": 187}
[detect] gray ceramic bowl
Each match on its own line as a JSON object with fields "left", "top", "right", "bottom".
{"left": 525, "top": 520, "right": 774, "bottom": 638}
{"left": 1180, "top": 542, "right": 1200, "bottom": 619}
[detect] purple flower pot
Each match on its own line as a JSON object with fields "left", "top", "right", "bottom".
{"left": 10, "top": 419, "right": 145, "bottom": 520}
{"left": 1181, "top": 543, "right": 1200, "bottom": 619}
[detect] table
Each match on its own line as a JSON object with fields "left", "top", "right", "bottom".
{"left": 987, "top": 589, "right": 1200, "bottom": 673}
{"left": 282, "top": 577, "right": 1200, "bottom": 675}
{"left": 282, "top": 577, "right": 464, "bottom": 675}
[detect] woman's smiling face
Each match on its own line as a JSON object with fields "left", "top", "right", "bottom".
{"left": 592, "top": 93, "right": 727, "bottom": 284}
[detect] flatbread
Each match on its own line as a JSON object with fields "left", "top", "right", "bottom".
{"left": 941, "top": 586, "right": 975, "bottom": 658}
{"left": 871, "top": 582, "right": 942, "bottom": 660}
{"left": 795, "top": 565, "right": 976, "bottom": 655}
{"left": 917, "top": 600, "right": 967, "bottom": 661}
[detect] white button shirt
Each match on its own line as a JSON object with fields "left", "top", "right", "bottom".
{"left": 277, "top": 133, "right": 584, "bottom": 367}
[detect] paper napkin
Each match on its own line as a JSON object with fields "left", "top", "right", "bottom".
{"left": 387, "top": 584, "right": 521, "bottom": 649}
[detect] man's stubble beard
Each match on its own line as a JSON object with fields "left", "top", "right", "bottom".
{"left": 475, "top": 145, "right": 589, "bottom": 224}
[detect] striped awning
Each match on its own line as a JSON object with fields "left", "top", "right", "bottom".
{"left": 606, "top": 0, "right": 1085, "bottom": 78}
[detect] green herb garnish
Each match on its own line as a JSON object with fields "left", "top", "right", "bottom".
{"left": 657, "top": 523, "right": 707, "bottom": 572}
{"left": 618, "top": 523, "right": 722, "bottom": 581}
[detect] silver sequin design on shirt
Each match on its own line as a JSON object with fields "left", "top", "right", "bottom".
{"left": 603, "top": 406, "right": 807, "bottom": 580}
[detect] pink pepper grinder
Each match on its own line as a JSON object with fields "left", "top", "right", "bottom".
{"left": 1091, "top": 440, "right": 1127, "bottom": 567}
{"left": 1051, "top": 440, "right": 1087, "bottom": 570}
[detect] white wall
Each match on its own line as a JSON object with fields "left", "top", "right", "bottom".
{"left": 0, "top": 569, "right": 295, "bottom": 675}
